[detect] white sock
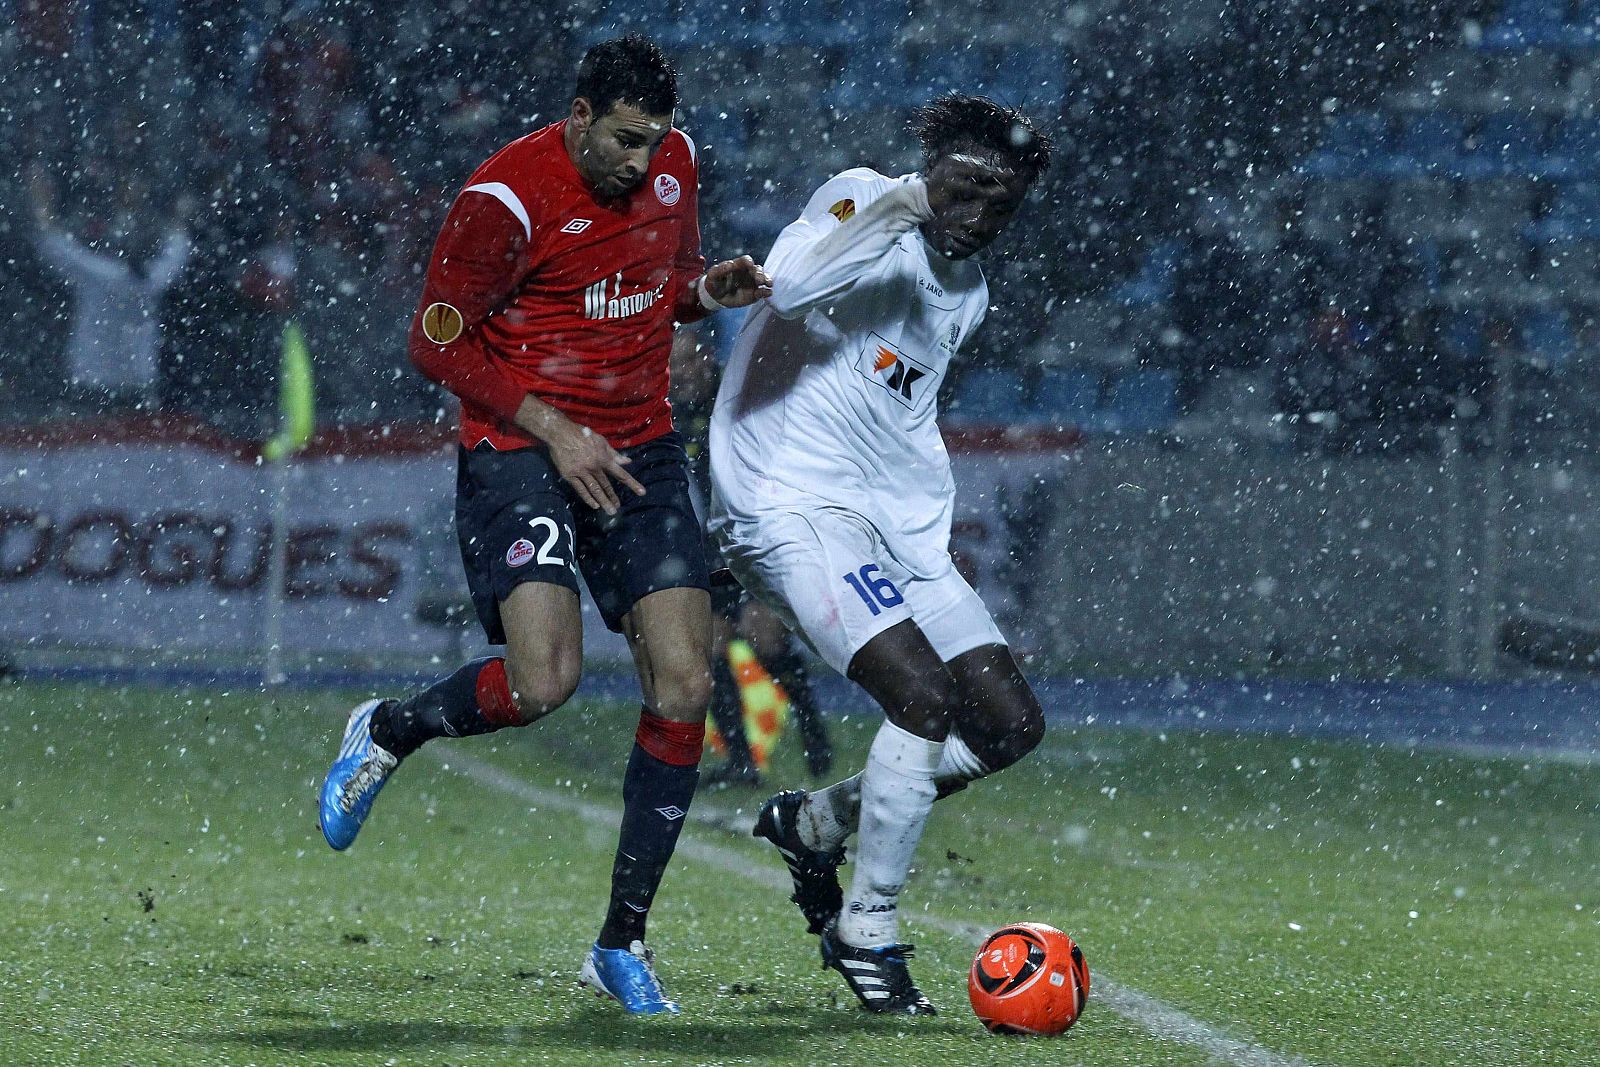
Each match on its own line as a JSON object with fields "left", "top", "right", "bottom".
{"left": 836, "top": 721, "right": 944, "bottom": 948}
{"left": 798, "top": 773, "right": 860, "bottom": 853}
{"left": 934, "top": 728, "right": 989, "bottom": 791}
{"left": 798, "top": 730, "right": 986, "bottom": 853}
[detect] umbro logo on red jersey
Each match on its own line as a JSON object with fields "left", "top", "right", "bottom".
{"left": 560, "top": 218, "right": 592, "bottom": 234}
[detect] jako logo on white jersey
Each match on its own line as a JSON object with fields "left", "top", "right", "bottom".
{"left": 583, "top": 273, "right": 667, "bottom": 320}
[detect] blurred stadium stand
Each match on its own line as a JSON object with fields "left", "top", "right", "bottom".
{"left": 3, "top": 0, "right": 1595, "bottom": 445}
{"left": 13, "top": 1, "right": 1600, "bottom": 681}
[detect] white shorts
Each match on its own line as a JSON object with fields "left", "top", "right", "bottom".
{"left": 714, "top": 507, "right": 1006, "bottom": 675}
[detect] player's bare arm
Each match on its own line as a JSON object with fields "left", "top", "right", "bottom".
{"left": 698, "top": 254, "right": 773, "bottom": 308}
{"left": 511, "top": 394, "right": 646, "bottom": 516}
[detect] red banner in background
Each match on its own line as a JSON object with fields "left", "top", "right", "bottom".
{"left": 0, "top": 418, "right": 457, "bottom": 662}
{"left": 0, "top": 418, "right": 1078, "bottom": 669}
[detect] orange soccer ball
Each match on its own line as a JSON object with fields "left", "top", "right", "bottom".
{"left": 968, "top": 922, "right": 1090, "bottom": 1036}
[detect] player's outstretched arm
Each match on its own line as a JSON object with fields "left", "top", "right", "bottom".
{"left": 765, "top": 173, "right": 933, "bottom": 321}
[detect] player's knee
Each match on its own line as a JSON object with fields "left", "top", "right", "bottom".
{"left": 504, "top": 655, "right": 580, "bottom": 724}
{"left": 973, "top": 700, "right": 1046, "bottom": 772}
{"left": 887, "top": 673, "right": 962, "bottom": 739}
{"left": 651, "top": 661, "right": 714, "bottom": 721}
{"left": 510, "top": 675, "right": 579, "bottom": 723}
{"left": 1005, "top": 706, "right": 1047, "bottom": 765}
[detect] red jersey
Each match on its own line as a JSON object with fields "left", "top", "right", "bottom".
{"left": 408, "top": 121, "right": 709, "bottom": 450}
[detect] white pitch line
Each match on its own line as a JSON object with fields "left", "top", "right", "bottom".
{"left": 432, "top": 751, "right": 1311, "bottom": 1067}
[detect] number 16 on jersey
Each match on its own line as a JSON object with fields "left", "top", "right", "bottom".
{"left": 843, "top": 564, "right": 904, "bottom": 616}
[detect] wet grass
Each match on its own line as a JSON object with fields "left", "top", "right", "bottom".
{"left": 0, "top": 681, "right": 1595, "bottom": 1065}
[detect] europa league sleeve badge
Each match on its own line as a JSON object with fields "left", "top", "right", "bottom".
{"left": 421, "top": 301, "right": 465, "bottom": 344}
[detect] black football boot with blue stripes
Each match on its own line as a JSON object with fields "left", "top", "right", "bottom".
{"left": 818, "top": 918, "right": 936, "bottom": 1015}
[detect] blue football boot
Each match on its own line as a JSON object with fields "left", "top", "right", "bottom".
{"left": 579, "top": 941, "right": 680, "bottom": 1015}
{"left": 318, "top": 698, "right": 399, "bottom": 850}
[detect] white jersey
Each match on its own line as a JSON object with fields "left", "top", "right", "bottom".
{"left": 708, "top": 168, "right": 988, "bottom": 578}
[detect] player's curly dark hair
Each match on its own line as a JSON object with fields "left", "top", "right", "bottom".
{"left": 910, "top": 94, "right": 1054, "bottom": 185}
{"left": 575, "top": 33, "right": 679, "bottom": 118}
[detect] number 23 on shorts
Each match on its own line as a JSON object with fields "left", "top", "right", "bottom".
{"left": 842, "top": 564, "right": 904, "bottom": 616}
{"left": 525, "top": 516, "right": 577, "bottom": 575}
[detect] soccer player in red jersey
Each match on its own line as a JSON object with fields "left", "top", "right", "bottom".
{"left": 316, "top": 34, "right": 771, "bottom": 1015}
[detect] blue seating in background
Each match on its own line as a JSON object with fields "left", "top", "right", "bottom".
{"left": 1112, "top": 240, "right": 1183, "bottom": 306}
{"left": 1413, "top": 239, "right": 1445, "bottom": 291}
{"left": 1464, "top": 113, "right": 1544, "bottom": 177}
{"left": 1484, "top": 0, "right": 1578, "bottom": 49}
{"left": 1548, "top": 118, "right": 1600, "bottom": 179}
{"left": 951, "top": 367, "right": 1026, "bottom": 422}
{"left": 682, "top": 106, "right": 748, "bottom": 157}
{"left": 953, "top": 367, "right": 1177, "bottom": 432}
{"left": 904, "top": 45, "right": 999, "bottom": 101}
{"left": 1397, "top": 113, "right": 1465, "bottom": 174}
{"left": 824, "top": 51, "right": 914, "bottom": 108}
{"left": 762, "top": 0, "right": 898, "bottom": 47}
{"left": 585, "top": 0, "right": 900, "bottom": 47}
{"left": 1303, "top": 112, "right": 1392, "bottom": 177}
{"left": 1522, "top": 306, "right": 1576, "bottom": 366}
{"left": 583, "top": 0, "right": 689, "bottom": 44}
{"left": 999, "top": 46, "right": 1068, "bottom": 107}
{"left": 938, "top": 45, "right": 1069, "bottom": 108}
{"left": 1303, "top": 112, "right": 1595, "bottom": 181}
{"left": 1561, "top": 183, "right": 1600, "bottom": 231}
{"left": 1530, "top": 183, "right": 1600, "bottom": 239}
{"left": 1106, "top": 369, "right": 1178, "bottom": 432}
{"left": 1442, "top": 310, "right": 1486, "bottom": 358}
{"left": 1028, "top": 368, "right": 1102, "bottom": 426}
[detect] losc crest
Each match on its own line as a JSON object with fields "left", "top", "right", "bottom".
{"left": 654, "top": 172, "right": 681, "bottom": 206}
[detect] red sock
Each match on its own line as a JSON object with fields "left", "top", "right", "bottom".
{"left": 634, "top": 707, "right": 705, "bottom": 767}
{"left": 476, "top": 658, "right": 521, "bottom": 727}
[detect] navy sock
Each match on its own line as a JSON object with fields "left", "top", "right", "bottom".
{"left": 597, "top": 712, "right": 702, "bottom": 949}
{"left": 370, "top": 657, "right": 502, "bottom": 759}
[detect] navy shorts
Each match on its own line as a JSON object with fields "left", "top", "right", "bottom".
{"left": 455, "top": 431, "right": 711, "bottom": 643}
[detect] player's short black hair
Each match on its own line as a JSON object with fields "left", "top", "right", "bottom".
{"left": 574, "top": 33, "right": 678, "bottom": 119}
{"left": 911, "top": 94, "right": 1054, "bottom": 186}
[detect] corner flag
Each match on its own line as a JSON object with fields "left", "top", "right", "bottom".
{"left": 260, "top": 319, "right": 316, "bottom": 685}
{"left": 262, "top": 320, "right": 316, "bottom": 462}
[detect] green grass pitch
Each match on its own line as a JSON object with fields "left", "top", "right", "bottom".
{"left": 1, "top": 681, "right": 1596, "bottom": 1065}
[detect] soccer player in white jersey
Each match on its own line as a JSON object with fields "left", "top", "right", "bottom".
{"left": 708, "top": 96, "right": 1054, "bottom": 1015}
